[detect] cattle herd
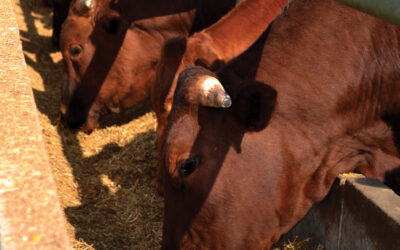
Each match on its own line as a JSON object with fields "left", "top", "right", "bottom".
{"left": 45, "top": 0, "right": 400, "bottom": 248}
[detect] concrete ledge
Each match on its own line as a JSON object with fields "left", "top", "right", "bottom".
{"left": 285, "top": 175, "right": 400, "bottom": 250}
{"left": 0, "top": 0, "right": 70, "bottom": 248}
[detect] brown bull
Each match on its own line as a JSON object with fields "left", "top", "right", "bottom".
{"left": 158, "top": 0, "right": 400, "bottom": 248}
{"left": 58, "top": 0, "right": 236, "bottom": 131}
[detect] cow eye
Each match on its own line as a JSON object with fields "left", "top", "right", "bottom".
{"left": 69, "top": 45, "right": 83, "bottom": 58}
{"left": 178, "top": 156, "right": 201, "bottom": 177}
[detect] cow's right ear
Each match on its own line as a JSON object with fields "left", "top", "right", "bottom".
{"left": 151, "top": 36, "right": 187, "bottom": 118}
{"left": 185, "top": 34, "right": 225, "bottom": 71}
{"left": 231, "top": 80, "right": 277, "bottom": 132}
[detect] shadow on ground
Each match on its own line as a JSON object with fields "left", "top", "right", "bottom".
{"left": 15, "top": 0, "right": 162, "bottom": 248}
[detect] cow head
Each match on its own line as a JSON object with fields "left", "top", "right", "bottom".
{"left": 158, "top": 0, "right": 400, "bottom": 247}
{"left": 160, "top": 65, "right": 399, "bottom": 248}
{"left": 59, "top": 0, "right": 127, "bottom": 131}
{"left": 58, "top": 0, "right": 194, "bottom": 132}
{"left": 160, "top": 66, "right": 283, "bottom": 249}
{"left": 151, "top": 36, "right": 230, "bottom": 193}
{"left": 151, "top": 0, "right": 287, "bottom": 192}
{"left": 58, "top": 0, "right": 237, "bottom": 132}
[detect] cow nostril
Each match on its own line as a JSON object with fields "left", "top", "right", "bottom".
{"left": 58, "top": 112, "right": 68, "bottom": 128}
{"left": 69, "top": 44, "right": 83, "bottom": 58}
{"left": 60, "top": 105, "right": 67, "bottom": 116}
{"left": 58, "top": 111, "right": 86, "bottom": 130}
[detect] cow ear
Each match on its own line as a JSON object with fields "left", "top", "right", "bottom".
{"left": 231, "top": 80, "right": 277, "bottom": 132}
{"left": 103, "top": 13, "right": 121, "bottom": 35}
{"left": 184, "top": 34, "right": 226, "bottom": 71}
{"left": 152, "top": 36, "right": 187, "bottom": 119}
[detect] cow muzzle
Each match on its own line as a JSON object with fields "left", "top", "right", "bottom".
{"left": 58, "top": 110, "right": 87, "bottom": 131}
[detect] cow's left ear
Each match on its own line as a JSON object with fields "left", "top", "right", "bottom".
{"left": 231, "top": 80, "right": 277, "bottom": 132}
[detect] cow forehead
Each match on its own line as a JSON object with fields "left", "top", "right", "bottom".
{"left": 166, "top": 114, "right": 198, "bottom": 147}
{"left": 167, "top": 114, "right": 201, "bottom": 147}
{"left": 62, "top": 17, "right": 93, "bottom": 37}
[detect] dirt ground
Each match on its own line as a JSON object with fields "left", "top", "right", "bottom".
{"left": 11, "top": 0, "right": 323, "bottom": 249}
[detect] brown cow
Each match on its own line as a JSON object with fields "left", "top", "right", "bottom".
{"left": 58, "top": 0, "right": 236, "bottom": 132}
{"left": 158, "top": 0, "right": 400, "bottom": 248}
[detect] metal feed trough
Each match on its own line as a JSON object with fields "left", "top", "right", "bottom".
{"left": 0, "top": 0, "right": 399, "bottom": 249}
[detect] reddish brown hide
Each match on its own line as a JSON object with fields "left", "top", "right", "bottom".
{"left": 58, "top": 0, "right": 236, "bottom": 132}
{"left": 159, "top": 0, "right": 400, "bottom": 248}
{"left": 152, "top": 0, "right": 288, "bottom": 189}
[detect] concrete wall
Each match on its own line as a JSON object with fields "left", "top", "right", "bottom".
{"left": 285, "top": 175, "right": 400, "bottom": 250}
{"left": 0, "top": 0, "right": 70, "bottom": 248}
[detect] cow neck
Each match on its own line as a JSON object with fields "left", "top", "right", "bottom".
{"left": 251, "top": 0, "right": 400, "bottom": 135}
{"left": 216, "top": 0, "right": 400, "bottom": 238}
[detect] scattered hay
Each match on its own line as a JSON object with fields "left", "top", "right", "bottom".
{"left": 12, "top": 0, "right": 162, "bottom": 248}
{"left": 273, "top": 237, "right": 325, "bottom": 250}
{"left": 339, "top": 172, "right": 364, "bottom": 178}
{"left": 11, "top": 0, "right": 324, "bottom": 249}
